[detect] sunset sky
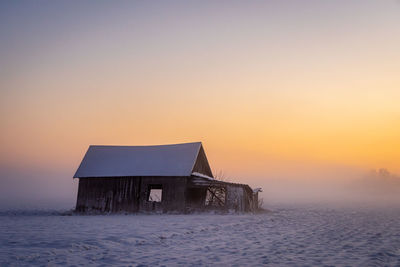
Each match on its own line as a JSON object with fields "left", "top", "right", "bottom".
{"left": 1, "top": 1, "right": 399, "bottom": 207}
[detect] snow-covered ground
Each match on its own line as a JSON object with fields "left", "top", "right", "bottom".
{"left": 1, "top": 206, "right": 400, "bottom": 266}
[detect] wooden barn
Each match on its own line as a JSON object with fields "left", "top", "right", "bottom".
{"left": 74, "top": 142, "right": 261, "bottom": 213}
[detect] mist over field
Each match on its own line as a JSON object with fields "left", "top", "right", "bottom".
{"left": 1, "top": 161, "right": 399, "bottom": 210}
{"left": 0, "top": 165, "right": 77, "bottom": 210}
{"left": 260, "top": 170, "right": 400, "bottom": 207}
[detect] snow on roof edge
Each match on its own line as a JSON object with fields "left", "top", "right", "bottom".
{"left": 191, "top": 172, "right": 214, "bottom": 180}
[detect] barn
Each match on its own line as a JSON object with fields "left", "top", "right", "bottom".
{"left": 73, "top": 142, "right": 261, "bottom": 213}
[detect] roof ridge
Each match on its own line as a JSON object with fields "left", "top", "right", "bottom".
{"left": 89, "top": 142, "right": 202, "bottom": 148}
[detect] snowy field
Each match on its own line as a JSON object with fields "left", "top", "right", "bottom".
{"left": 1, "top": 206, "right": 400, "bottom": 266}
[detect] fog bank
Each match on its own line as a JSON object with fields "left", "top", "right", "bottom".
{"left": 1, "top": 163, "right": 399, "bottom": 210}
{"left": 256, "top": 169, "right": 400, "bottom": 207}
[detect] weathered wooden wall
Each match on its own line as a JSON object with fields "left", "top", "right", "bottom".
{"left": 76, "top": 176, "right": 257, "bottom": 213}
{"left": 76, "top": 177, "right": 139, "bottom": 213}
{"left": 185, "top": 187, "right": 208, "bottom": 212}
{"left": 252, "top": 192, "right": 259, "bottom": 211}
{"left": 138, "top": 176, "right": 187, "bottom": 213}
{"left": 76, "top": 176, "right": 187, "bottom": 213}
{"left": 186, "top": 177, "right": 257, "bottom": 212}
{"left": 226, "top": 185, "right": 244, "bottom": 211}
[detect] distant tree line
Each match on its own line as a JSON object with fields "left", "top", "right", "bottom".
{"left": 362, "top": 168, "right": 400, "bottom": 194}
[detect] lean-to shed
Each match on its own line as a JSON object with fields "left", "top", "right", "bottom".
{"left": 74, "top": 142, "right": 260, "bottom": 213}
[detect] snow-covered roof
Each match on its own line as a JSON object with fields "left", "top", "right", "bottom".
{"left": 73, "top": 142, "right": 204, "bottom": 178}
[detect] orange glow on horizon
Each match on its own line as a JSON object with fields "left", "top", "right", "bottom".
{"left": 1, "top": 1, "right": 400, "bottom": 183}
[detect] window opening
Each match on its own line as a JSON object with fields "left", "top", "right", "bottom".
{"left": 148, "top": 185, "right": 162, "bottom": 202}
